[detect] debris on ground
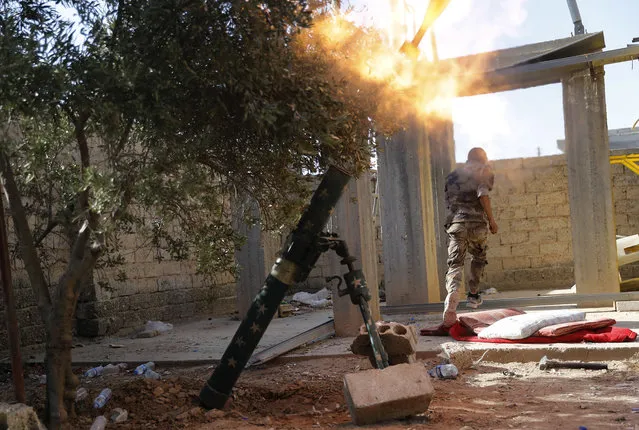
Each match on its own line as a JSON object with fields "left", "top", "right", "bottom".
{"left": 1, "top": 356, "right": 638, "bottom": 429}
{"left": 0, "top": 402, "right": 46, "bottom": 430}
{"left": 291, "top": 288, "right": 331, "bottom": 307}
{"left": 110, "top": 407, "right": 129, "bottom": 423}
{"left": 134, "top": 362, "right": 156, "bottom": 376}
{"left": 138, "top": 321, "right": 174, "bottom": 338}
{"left": 93, "top": 388, "right": 113, "bottom": 409}
{"left": 482, "top": 287, "right": 498, "bottom": 295}
{"left": 90, "top": 415, "right": 107, "bottom": 430}
{"left": 85, "top": 366, "right": 104, "bottom": 378}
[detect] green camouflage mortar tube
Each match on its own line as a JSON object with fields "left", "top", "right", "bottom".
{"left": 199, "top": 165, "right": 352, "bottom": 410}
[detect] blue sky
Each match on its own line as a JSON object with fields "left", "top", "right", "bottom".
{"left": 349, "top": 0, "right": 639, "bottom": 161}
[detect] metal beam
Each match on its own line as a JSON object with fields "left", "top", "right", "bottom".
{"left": 381, "top": 291, "right": 639, "bottom": 315}
{"left": 452, "top": 45, "right": 639, "bottom": 97}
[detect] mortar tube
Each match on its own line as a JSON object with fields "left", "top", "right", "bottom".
{"left": 199, "top": 166, "right": 352, "bottom": 410}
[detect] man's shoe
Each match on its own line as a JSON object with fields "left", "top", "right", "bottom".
{"left": 466, "top": 292, "right": 483, "bottom": 309}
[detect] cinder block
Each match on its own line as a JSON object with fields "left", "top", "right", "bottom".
{"left": 526, "top": 205, "right": 556, "bottom": 218}
{"left": 343, "top": 363, "right": 434, "bottom": 426}
{"left": 615, "top": 301, "right": 639, "bottom": 312}
{"left": 510, "top": 243, "right": 539, "bottom": 257}
{"left": 502, "top": 256, "right": 531, "bottom": 270}
{"left": 500, "top": 232, "right": 529, "bottom": 245}
{"left": 351, "top": 322, "right": 418, "bottom": 365}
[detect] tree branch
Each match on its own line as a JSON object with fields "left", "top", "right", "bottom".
{"left": 0, "top": 151, "right": 52, "bottom": 319}
{"left": 34, "top": 219, "right": 60, "bottom": 247}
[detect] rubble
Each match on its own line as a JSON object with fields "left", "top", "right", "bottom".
{"left": 0, "top": 403, "right": 46, "bottom": 430}
{"left": 110, "top": 408, "right": 128, "bottom": 423}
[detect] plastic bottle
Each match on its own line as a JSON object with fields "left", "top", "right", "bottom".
{"left": 133, "top": 361, "right": 155, "bottom": 375}
{"left": 84, "top": 366, "right": 104, "bottom": 378}
{"left": 428, "top": 364, "right": 459, "bottom": 379}
{"left": 75, "top": 387, "right": 88, "bottom": 402}
{"left": 143, "top": 368, "right": 161, "bottom": 380}
{"left": 90, "top": 415, "right": 107, "bottom": 430}
{"left": 93, "top": 388, "right": 112, "bottom": 409}
{"left": 102, "top": 363, "right": 127, "bottom": 375}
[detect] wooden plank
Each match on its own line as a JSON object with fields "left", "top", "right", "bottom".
{"left": 245, "top": 320, "right": 335, "bottom": 367}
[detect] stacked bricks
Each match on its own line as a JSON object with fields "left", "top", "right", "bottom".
{"left": 483, "top": 155, "right": 574, "bottom": 290}
{"left": 350, "top": 321, "right": 418, "bottom": 367}
{"left": 482, "top": 150, "right": 639, "bottom": 290}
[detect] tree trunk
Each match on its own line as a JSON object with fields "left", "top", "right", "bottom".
{"left": 45, "top": 274, "right": 82, "bottom": 429}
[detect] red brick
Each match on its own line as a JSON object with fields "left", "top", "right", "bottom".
{"left": 343, "top": 363, "right": 434, "bottom": 425}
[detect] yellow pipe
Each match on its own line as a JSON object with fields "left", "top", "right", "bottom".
{"left": 610, "top": 154, "right": 639, "bottom": 176}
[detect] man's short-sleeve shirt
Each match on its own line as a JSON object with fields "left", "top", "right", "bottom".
{"left": 444, "top": 161, "right": 495, "bottom": 226}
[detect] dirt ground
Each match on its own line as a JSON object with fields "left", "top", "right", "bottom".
{"left": 1, "top": 356, "right": 638, "bottom": 430}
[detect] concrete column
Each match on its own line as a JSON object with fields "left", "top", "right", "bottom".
{"left": 233, "top": 195, "right": 281, "bottom": 316}
{"left": 327, "top": 172, "right": 380, "bottom": 336}
{"left": 427, "top": 116, "right": 456, "bottom": 301}
{"left": 378, "top": 116, "right": 440, "bottom": 305}
{"left": 562, "top": 67, "right": 620, "bottom": 303}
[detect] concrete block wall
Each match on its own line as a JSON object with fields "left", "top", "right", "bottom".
{"left": 0, "top": 232, "right": 236, "bottom": 351}
{"left": 480, "top": 152, "right": 639, "bottom": 290}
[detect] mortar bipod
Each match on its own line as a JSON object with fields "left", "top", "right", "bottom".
{"left": 320, "top": 234, "right": 389, "bottom": 369}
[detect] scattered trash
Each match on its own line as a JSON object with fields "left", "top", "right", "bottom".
{"left": 75, "top": 387, "right": 88, "bottom": 402}
{"left": 427, "top": 364, "right": 458, "bottom": 379}
{"left": 632, "top": 407, "right": 639, "bottom": 413}
{"left": 292, "top": 288, "right": 331, "bottom": 307}
{"left": 482, "top": 287, "right": 498, "bottom": 295}
{"left": 84, "top": 366, "right": 104, "bottom": 378}
{"left": 90, "top": 416, "right": 107, "bottom": 430}
{"left": 137, "top": 320, "right": 173, "bottom": 338}
{"left": 134, "top": 362, "right": 156, "bottom": 376}
{"left": 38, "top": 375, "right": 46, "bottom": 385}
{"left": 278, "top": 303, "right": 294, "bottom": 317}
{"left": 143, "top": 368, "right": 161, "bottom": 380}
{"left": 109, "top": 344, "right": 124, "bottom": 349}
{"left": 73, "top": 343, "right": 85, "bottom": 348}
{"left": 502, "top": 370, "right": 522, "bottom": 378}
{"left": 102, "top": 363, "right": 127, "bottom": 375}
{"left": 93, "top": 388, "right": 112, "bottom": 409}
{"left": 578, "top": 426, "right": 587, "bottom": 430}
{"left": 110, "top": 408, "right": 128, "bottom": 423}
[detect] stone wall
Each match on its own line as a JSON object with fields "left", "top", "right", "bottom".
{"left": 0, "top": 233, "right": 236, "bottom": 352}
{"left": 478, "top": 151, "right": 639, "bottom": 291}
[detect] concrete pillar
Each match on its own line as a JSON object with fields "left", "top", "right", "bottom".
{"left": 378, "top": 116, "right": 440, "bottom": 306}
{"left": 327, "top": 172, "right": 380, "bottom": 336}
{"left": 233, "top": 195, "right": 281, "bottom": 316}
{"left": 426, "top": 116, "right": 456, "bottom": 301}
{"left": 562, "top": 67, "right": 620, "bottom": 303}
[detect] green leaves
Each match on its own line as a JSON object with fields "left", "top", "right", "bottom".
{"left": 2, "top": 0, "right": 381, "bottom": 286}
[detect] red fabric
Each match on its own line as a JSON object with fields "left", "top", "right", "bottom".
{"left": 458, "top": 308, "right": 525, "bottom": 334}
{"left": 447, "top": 322, "right": 637, "bottom": 343}
{"left": 535, "top": 318, "right": 616, "bottom": 337}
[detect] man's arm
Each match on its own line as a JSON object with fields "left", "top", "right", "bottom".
{"left": 479, "top": 195, "right": 498, "bottom": 234}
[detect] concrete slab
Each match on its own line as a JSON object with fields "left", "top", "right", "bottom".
{"left": 3, "top": 310, "right": 334, "bottom": 366}
{"left": 616, "top": 300, "right": 639, "bottom": 312}
{"left": 6, "top": 293, "right": 637, "bottom": 368}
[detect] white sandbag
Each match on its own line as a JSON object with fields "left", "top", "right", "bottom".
{"left": 477, "top": 310, "right": 585, "bottom": 340}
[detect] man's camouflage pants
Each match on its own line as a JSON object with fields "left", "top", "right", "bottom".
{"left": 443, "top": 221, "right": 488, "bottom": 327}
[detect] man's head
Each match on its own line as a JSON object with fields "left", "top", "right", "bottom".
{"left": 467, "top": 147, "right": 488, "bottom": 165}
